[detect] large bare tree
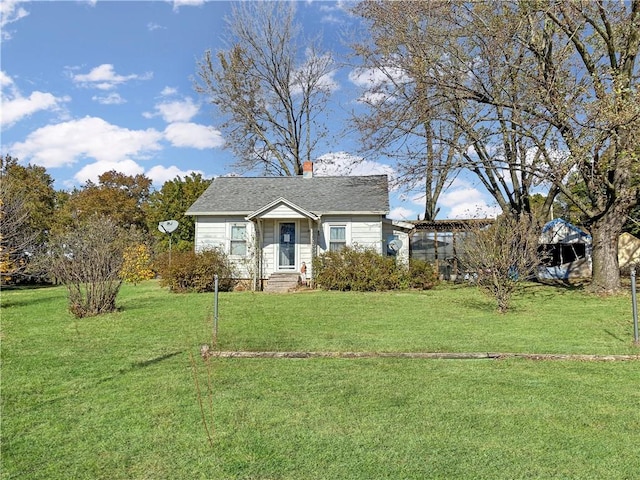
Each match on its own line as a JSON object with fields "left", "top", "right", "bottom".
{"left": 354, "top": 0, "right": 640, "bottom": 292}
{"left": 352, "top": 1, "right": 559, "bottom": 221}
{"left": 518, "top": 1, "right": 640, "bottom": 293}
{"left": 195, "top": 2, "right": 335, "bottom": 176}
{"left": 351, "top": 1, "right": 461, "bottom": 221}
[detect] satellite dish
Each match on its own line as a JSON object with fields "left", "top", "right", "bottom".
{"left": 158, "top": 220, "right": 179, "bottom": 234}
{"left": 388, "top": 238, "right": 403, "bottom": 252}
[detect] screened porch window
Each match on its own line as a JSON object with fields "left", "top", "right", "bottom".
{"left": 230, "top": 224, "right": 247, "bottom": 256}
{"left": 329, "top": 225, "right": 346, "bottom": 252}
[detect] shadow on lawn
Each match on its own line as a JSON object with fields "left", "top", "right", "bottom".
{"left": 1, "top": 285, "right": 67, "bottom": 309}
{"left": 129, "top": 351, "right": 183, "bottom": 370}
{"left": 96, "top": 351, "right": 183, "bottom": 384}
{"left": 518, "top": 281, "right": 588, "bottom": 300}
{"left": 604, "top": 329, "right": 627, "bottom": 343}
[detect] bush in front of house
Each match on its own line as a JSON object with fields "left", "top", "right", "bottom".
{"left": 313, "top": 246, "right": 438, "bottom": 292}
{"left": 155, "top": 248, "right": 237, "bottom": 293}
{"left": 406, "top": 258, "right": 439, "bottom": 290}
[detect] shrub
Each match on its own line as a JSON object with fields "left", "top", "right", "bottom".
{"left": 120, "top": 243, "right": 156, "bottom": 284}
{"left": 407, "top": 259, "right": 439, "bottom": 290}
{"left": 461, "top": 214, "right": 543, "bottom": 313}
{"left": 44, "top": 216, "right": 128, "bottom": 318}
{"left": 155, "top": 248, "right": 237, "bottom": 293}
{"left": 313, "top": 246, "right": 437, "bottom": 292}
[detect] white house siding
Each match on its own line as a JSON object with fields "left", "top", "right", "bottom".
{"left": 261, "top": 220, "right": 276, "bottom": 276}
{"left": 194, "top": 216, "right": 253, "bottom": 278}
{"left": 382, "top": 222, "right": 410, "bottom": 265}
{"left": 319, "top": 215, "right": 383, "bottom": 254}
{"left": 260, "top": 204, "right": 307, "bottom": 219}
{"left": 193, "top": 216, "right": 226, "bottom": 251}
{"left": 299, "top": 221, "right": 313, "bottom": 278}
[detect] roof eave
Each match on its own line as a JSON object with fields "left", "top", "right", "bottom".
{"left": 383, "top": 218, "right": 414, "bottom": 230}
{"left": 187, "top": 209, "right": 389, "bottom": 217}
{"left": 318, "top": 210, "right": 389, "bottom": 216}
{"left": 185, "top": 211, "right": 251, "bottom": 216}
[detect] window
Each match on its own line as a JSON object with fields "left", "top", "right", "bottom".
{"left": 329, "top": 225, "right": 346, "bottom": 252}
{"left": 230, "top": 224, "right": 247, "bottom": 256}
{"left": 539, "top": 243, "right": 587, "bottom": 267}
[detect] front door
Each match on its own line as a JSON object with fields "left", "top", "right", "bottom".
{"left": 278, "top": 222, "right": 296, "bottom": 270}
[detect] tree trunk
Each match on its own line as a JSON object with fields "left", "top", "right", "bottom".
{"left": 589, "top": 213, "right": 625, "bottom": 293}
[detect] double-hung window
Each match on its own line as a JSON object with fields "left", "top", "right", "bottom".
{"left": 230, "top": 224, "right": 247, "bottom": 256}
{"left": 329, "top": 225, "right": 347, "bottom": 252}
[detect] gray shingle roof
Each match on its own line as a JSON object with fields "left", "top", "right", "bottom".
{"left": 185, "top": 175, "right": 389, "bottom": 215}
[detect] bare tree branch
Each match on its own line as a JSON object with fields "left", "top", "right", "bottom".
{"left": 195, "top": 2, "right": 334, "bottom": 176}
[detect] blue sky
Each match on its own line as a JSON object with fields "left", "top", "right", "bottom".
{"left": 1, "top": 0, "right": 501, "bottom": 220}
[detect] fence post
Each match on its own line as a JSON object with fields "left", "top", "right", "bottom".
{"left": 632, "top": 265, "right": 638, "bottom": 345}
{"left": 213, "top": 274, "right": 219, "bottom": 346}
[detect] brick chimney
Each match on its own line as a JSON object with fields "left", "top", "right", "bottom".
{"left": 303, "top": 161, "right": 313, "bottom": 178}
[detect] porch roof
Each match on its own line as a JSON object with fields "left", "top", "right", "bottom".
{"left": 246, "top": 197, "right": 320, "bottom": 221}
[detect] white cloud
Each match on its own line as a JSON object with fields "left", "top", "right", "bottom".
{"left": 348, "top": 67, "right": 390, "bottom": 88}
{"left": 74, "top": 159, "right": 145, "bottom": 184}
{"left": 291, "top": 53, "right": 339, "bottom": 96}
{"left": 348, "top": 66, "right": 409, "bottom": 105}
{"left": 92, "top": 93, "right": 126, "bottom": 105}
{"left": 439, "top": 185, "right": 501, "bottom": 219}
{"left": 318, "top": 1, "right": 351, "bottom": 20}
{"left": 172, "top": 0, "right": 205, "bottom": 12}
{"left": 145, "top": 97, "right": 199, "bottom": 122}
{"left": 160, "top": 86, "right": 178, "bottom": 96}
{"left": 315, "top": 151, "right": 395, "bottom": 178}
{"left": 11, "top": 116, "right": 164, "bottom": 168}
{"left": 318, "top": 70, "right": 339, "bottom": 93}
{"left": 146, "top": 164, "right": 205, "bottom": 185}
{"left": 71, "top": 64, "right": 153, "bottom": 90}
{"left": 389, "top": 206, "right": 416, "bottom": 221}
{"left": 439, "top": 187, "right": 485, "bottom": 208}
{"left": 0, "top": 71, "right": 12, "bottom": 88}
{"left": 147, "top": 22, "right": 165, "bottom": 32}
{"left": 0, "top": 0, "right": 29, "bottom": 40}
{"left": 164, "top": 122, "right": 225, "bottom": 149}
{"left": 448, "top": 201, "right": 501, "bottom": 219}
{"left": 1, "top": 72, "right": 70, "bottom": 127}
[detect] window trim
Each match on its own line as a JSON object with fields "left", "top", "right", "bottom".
{"left": 229, "top": 222, "right": 248, "bottom": 257}
{"left": 327, "top": 223, "right": 348, "bottom": 252}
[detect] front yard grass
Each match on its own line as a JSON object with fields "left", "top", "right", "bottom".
{"left": 2, "top": 281, "right": 639, "bottom": 479}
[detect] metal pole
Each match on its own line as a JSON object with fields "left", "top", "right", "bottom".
{"left": 213, "top": 274, "right": 219, "bottom": 345}
{"left": 631, "top": 265, "right": 638, "bottom": 344}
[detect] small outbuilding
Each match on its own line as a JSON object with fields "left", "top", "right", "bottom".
{"left": 409, "top": 219, "right": 494, "bottom": 280}
{"left": 537, "top": 218, "right": 592, "bottom": 280}
{"left": 618, "top": 232, "right": 640, "bottom": 273}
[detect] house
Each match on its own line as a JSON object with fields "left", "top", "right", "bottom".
{"left": 185, "top": 162, "right": 411, "bottom": 291}
{"left": 618, "top": 232, "right": 640, "bottom": 273}
{"left": 537, "top": 218, "right": 592, "bottom": 280}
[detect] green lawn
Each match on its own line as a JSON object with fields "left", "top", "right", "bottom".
{"left": 2, "top": 281, "right": 639, "bottom": 479}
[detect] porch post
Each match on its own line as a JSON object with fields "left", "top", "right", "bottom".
{"left": 253, "top": 219, "right": 263, "bottom": 291}
{"left": 309, "top": 217, "right": 316, "bottom": 289}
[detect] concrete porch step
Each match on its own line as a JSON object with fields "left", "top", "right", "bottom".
{"left": 264, "top": 272, "right": 301, "bottom": 293}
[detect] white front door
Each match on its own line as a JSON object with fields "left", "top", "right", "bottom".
{"left": 278, "top": 222, "right": 296, "bottom": 270}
